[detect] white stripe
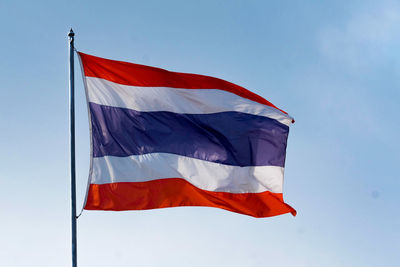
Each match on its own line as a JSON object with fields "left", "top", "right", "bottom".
{"left": 85, "top": 77, "right": 293, "bottom": 126}
{"left": 91, "top": 153, "right": 284, "bottom": 194}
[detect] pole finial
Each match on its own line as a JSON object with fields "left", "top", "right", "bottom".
{"left": 68, "top": 28, "right": 75, "bottom": 38}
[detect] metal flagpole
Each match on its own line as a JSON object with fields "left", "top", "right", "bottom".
{"left": 68, "top": 28, "right": 78, "bottom": 267}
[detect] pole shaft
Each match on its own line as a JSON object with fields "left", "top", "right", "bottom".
{"left": 68, "top": 29, "right": 77, "bottom": 267}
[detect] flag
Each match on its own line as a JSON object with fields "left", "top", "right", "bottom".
{"left": 78, "top": 52, "right": 296, "bottom": 218}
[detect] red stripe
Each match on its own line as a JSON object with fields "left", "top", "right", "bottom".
{"left": 78, "top": 52, "right": 288, "bottom": 114}
{"left": 84, "top": 179, "right": 296, "bottom": 218}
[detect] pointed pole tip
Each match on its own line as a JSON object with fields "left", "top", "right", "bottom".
{"left": 68, "top": 28, "right": 75, "bottom": 37}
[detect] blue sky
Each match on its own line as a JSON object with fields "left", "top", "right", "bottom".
{"left": 0, "top": 1, "right": 399, "bottom": 266}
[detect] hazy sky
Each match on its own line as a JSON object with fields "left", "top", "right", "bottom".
{"left": 0, "top": 1, "right": 399, "bottom": 266}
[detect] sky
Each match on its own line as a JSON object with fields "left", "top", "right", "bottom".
{"left": 0, "top": 0, "right": 399, "bottom": 266}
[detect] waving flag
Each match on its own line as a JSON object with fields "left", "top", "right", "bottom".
{"left": 78, "top": 52, "right": 296, "bottom": 218}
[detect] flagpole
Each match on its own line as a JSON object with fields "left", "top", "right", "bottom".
{"left": 68, "top": 28, "right": 78, "bottom": 267}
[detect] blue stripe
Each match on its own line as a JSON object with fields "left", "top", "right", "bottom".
{"left": 90, "top": 103, "right": 289, "bottom": 167}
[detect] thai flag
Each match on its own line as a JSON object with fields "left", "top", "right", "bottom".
{"left": 78, "top": 52, "right": 296, "bottom": 218}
